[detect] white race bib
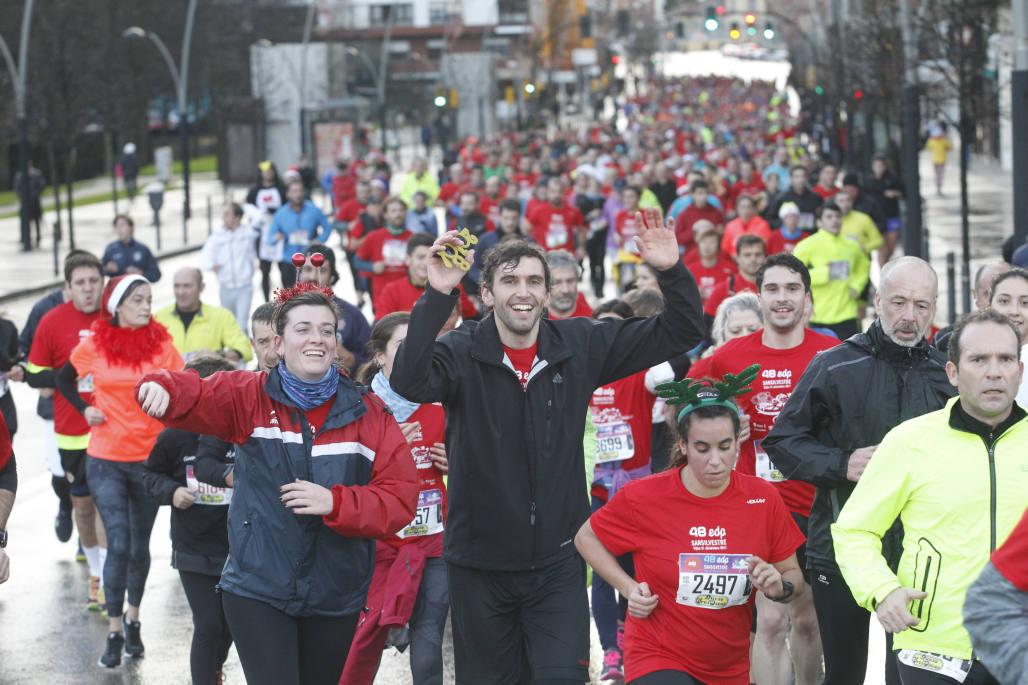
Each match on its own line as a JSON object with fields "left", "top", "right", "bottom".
{"left": 595, "top": 422, "right": 635, "bottom": 464}
{"left": 828, "top": 260, "right": 851, "bottom": 282}
{"left": 382, "top": 239, "right": 407, "bottom": 267}
{"left": 754, "top": 439, "right": 786, "bottom": 483}
{"left": 289, "top": 229, "right": 311, "bottom": 248}
{"left": 77, "top": 373, "right": 94, "bottom": 394}
{"left": 185, "top": 465, "right": 233, "bottom": 506}
{"left": 546, "top": 224, "right": 569, "bottom": 248}
{"left": 896, "top": 651, "right": 971, "bottom": 683}
{"left": 396, "top": 489, "right": 444, "bottom": 539}
{"left": 677, "top": 553, "right": 753, "bottom": 609}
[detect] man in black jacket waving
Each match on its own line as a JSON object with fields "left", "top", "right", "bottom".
{"left": 392, "top": 207, "right": 703, "bottom": 684}
{"left": 763, "top": 256, "right": 956, "bottom": 685}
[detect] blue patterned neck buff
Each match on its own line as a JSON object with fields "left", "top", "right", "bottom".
{"left": 277, "top": 362, "right": 339, "bottom": 410}
{"left": 371, "top": 371, "right": 420, "bottom": 422}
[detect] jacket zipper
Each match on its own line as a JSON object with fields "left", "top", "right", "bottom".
{"left": 987, "top": 438, "right": 997, "bottom": 552}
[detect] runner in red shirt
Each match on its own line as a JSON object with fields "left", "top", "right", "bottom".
{"left": 731, "top": 160, "right": 767, "bottom": 208}
{"left": 0, "top": 408, "right": 11, "bottom": 584}
{"left": 685, "top": 221, "right": 737, "bottom": 303}
{"left": 721, "top": 195, "right": 771, "bottom": 258}
{"left": 675, "top": 180, "right": 725, "bottom": 255}
{"left": 811, "top": 164, "right": 839, "bottom": 199}
{"left": 356, "top": 198, "right": 413, "bottom": 301}
{"left": 575, "top": 373, "right": 805, "bottom": 685}
{"left": 689, "top": 253, "right": 837, "bottom": 685}
{"left": 546, "top": 250, "right": 593, "bottom": 320}
{"left": 342, "top": 313, "right": 451, "bottom": 685}
{"left": 374, "top": 233, "right": 478, "bottom": 320}
{"left": 704, "top": 234, "right": 766, "bottom": 319}
{"left": 435, "top": 164, "right": 466, "bottom": 210}
{"left": 529, "top": 178, "right": 586, "bottom": 257}
{"left": 24, "top": 252, "right": 108, "bottom": 609}
{"left": 613, "top": 187, "right": 645, "bottom": 289}
{"left": 769, "top": 203, "right": 807, "bottom": 255}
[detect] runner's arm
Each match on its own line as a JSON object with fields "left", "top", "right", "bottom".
{"left": 762, "top": 355, "right": 851, "bottom": 488}
{"left": 23, "top": 362, "right": 56, "bottom": 388}
{"left": 55, "top": 361, "right": 89, "bottom": 413}
{"left": 830, "top": 430, "right": 912, "bottom": 610}
{"left": 321, "top": 409, "right": 419, "bottom": 538}
{"left": 963, "top": 562, "right": 1028, "bottom": 685}
{"left": 390, "top": 285, "right": 462, "bottom": 404}
{"left": 575, "top": 520, "right": 643, "bottom": 603}
{"left": 141, "top": 429, "right": 185, "bottom": 506}
{"left": 135, "top": 369, "right": 259, "bottom": 444}
{"left": 193, "top": 435, "right": 235, "bottom": 487}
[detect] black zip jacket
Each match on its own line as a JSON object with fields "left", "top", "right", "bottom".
{"left": 391, "top": 261, "right": 704, "bottom": 571}
{"left": 142, "top": 427, "right": 235, "bottom": 576}
{"left": 763, "top": 320, "right": 956, "bottom": 574}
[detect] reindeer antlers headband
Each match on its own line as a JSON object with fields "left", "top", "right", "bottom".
{"left": 655, "top": 364, "right": 761, "bottom": 423}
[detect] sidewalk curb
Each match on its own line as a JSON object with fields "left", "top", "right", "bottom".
{"left": 0, "top": 243, "right": 203, "bottom": 305}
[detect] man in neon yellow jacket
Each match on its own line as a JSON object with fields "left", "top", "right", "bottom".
{"left": 154, "top": 268, "right": 253, "bottom": 365}
{"left": 792, "top": 200, "right": 869, "bottom": 340}
{"left": 832, "top": 308, "right": 1028, "bottom": 683}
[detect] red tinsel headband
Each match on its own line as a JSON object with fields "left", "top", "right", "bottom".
{"left": 273, "top": 252, "right": 335, "bottom": 304}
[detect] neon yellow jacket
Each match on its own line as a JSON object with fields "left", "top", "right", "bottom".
{"left": 399, "top": 171, "right": 441, "bottom": 206}
{"left": 154, "top": 303, "right": 253, "bottom": 363}
{"left": 841, "top": 210, "right": 883, "bottom": 255}
{"left": 832, "top": 398, "right": 1028, "bottom": 658}
{"left": 792, "top": 229, "right": 869, "bottom": 324}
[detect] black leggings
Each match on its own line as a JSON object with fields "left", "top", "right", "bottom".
{"left": 221, "top": 591, "right": 359, "bottom": 685}
{"left": 277, "top": 260, "right": 297, "bottom": 289}
{"left": 179, "top": 571, "right": 233, "bottom": 685}
{"left": 259, "top": 259, "right": 273, "bottom": 302}
{"left": 585, "top": 228, "right": 608, "bottom": 298}
{"left": 630, "top": 670, "right": 706, "bottom": 684}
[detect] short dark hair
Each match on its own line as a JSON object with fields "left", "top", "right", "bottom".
{"left": 384, "top": 196, "right": 407, "bottom": 212}
{"left": 229, "top": 202, "right": 244, "bottom": 218}
{"left": 948, "top": 308, "right": 1022, "bottom": 368}
{"left": 789, "top": 164, "right": 807, "bottom": 176}
{"left": 498, "top": 198, "right": 521, "bottom": 215}
{"left": 591, "top": 299, "right": 634, "bottom": 319}
{"left": 251, "top": 302, "right": 276, "bottom": 330}
{"left": 735, "top": 234, "right": 767, "bottom": 255}
{"left": 757, "top": 253, "right": 811, "bottom": 292}
{"left": 988, "top": 268, "right": 1028, "bottom": 304}
{"left": 406, "top": 232, "right": 434, "bottom": 255}
{"left": 356, "top": 312, "right": 410, "bottom": 385}
{"left": 113, "top": 214, "right": 134, "bottom": 229}
{"left": 690, "top": 180, "right": 709, "bottom": 193}
{"left": 818, "top": 200, "right": 841, "bottom": 218}
{"left": 735, "top": 194, "right": 755, "bottom": 208}
{"left": 459, "top": 190, "right": 479, "bottom": 204}
{"left": 185, "top": 353, "right": 237, "bottom": 378}
{"left": 272, "top": 290, "right": 339, "bottom": 336}
{"left": 481, "top": 240, "right": 550, "bottom": 292}
{"left": 64, "top": 252, "right": 104, "bottom": 283}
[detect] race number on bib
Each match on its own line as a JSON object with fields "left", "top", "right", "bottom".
{"left": 896, "top": 651, "right": 972, "bottom": 683}
{"left": 595, "top": 422, "right": 635, "bottom": 464}
{"left": 382, "top": 239, "right": 407, "bottom": 267}
{"left": 754, "top": 439, "right": 786, "bottom": 483}
{"left": 546, "top": 225, "right": 569, "bottom": 248}
{"left": 77, "top": 373, "right": 94, "bottom": 394}
{"left": 289, "top": 230, "right": 311, "bottom": 248}
{"left": 185, "top": 465, "right": 233, "bottom": 506}
{"left": 396, "top": 489, "right": 444, "bottom": 539}
{"left": 677, "top": 553, "right": 753, "bottom": 609}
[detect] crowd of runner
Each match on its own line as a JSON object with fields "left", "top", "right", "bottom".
{"left": 0, "top": 72, "right": 1025, "bottom": 685}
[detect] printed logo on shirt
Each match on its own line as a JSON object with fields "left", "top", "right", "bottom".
{"left": 410, "top": 445, "right": 432, "bottom": 469}
{"left": 689, "top": 525, "right": 728, "bottom": 551}
{"left": 759, "top": 368, "right": 793, "bottom": 390}
{"left": 751, "top": 391, "right": 791, "bottom": 415}
{"left": 746, "top": 498, "right": 766, "bottom": 504}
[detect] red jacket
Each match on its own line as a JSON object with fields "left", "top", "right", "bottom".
{"left": 139, "top": 367, "right": 419, "bottom": 617}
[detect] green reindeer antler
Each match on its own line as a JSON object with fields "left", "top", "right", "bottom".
{"left": 712, "top": 363, "right": 760, "bottom": 402}
{"left": 655, "top": 378, "right": 707, "bottom": 407}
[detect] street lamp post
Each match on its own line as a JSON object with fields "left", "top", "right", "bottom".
{"left": 123, "top": 0, "right": 198, "bottom": 243}
{"left": 0, "top": 0, "right": 37, "bottom": 252}
{"left": 346, "top": 46, "right": 388, "bottom": 152}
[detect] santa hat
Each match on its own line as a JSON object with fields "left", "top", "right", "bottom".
{"left": 102, "top": 274, "right": 148, "bottom": 317}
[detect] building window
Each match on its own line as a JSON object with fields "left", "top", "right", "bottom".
{"left": 369, "top": 3, "right": 413, "bottom": 26}
{"left": 429, "top": 1, "right": 458, "bottom": 25}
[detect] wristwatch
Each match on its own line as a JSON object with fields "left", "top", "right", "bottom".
{"left": 0, "top": 528, "right": 7, "bottom": 548}
{"left": 769, "top": 579, "right": 794, "bottom": 603}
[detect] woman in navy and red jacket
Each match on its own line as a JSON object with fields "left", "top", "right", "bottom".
{"left": 136, "top": 283, "right": 419, "bottom": 685}
{"left": 342, "top": 312, "right": 450, "bottom": 685}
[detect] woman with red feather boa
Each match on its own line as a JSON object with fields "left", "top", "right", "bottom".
{"left": 57, "top": 274, "right": 184, "bottom": 668}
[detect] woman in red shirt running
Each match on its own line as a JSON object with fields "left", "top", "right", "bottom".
{"left": 341, "top": 312, "right": 450, "bottom": 685}
{"left": 575, "top": 370, "right": 806, "bottom": 685}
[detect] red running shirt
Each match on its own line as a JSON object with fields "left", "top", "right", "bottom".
{"left": 502, "top": 343, "right": 537, "bottom": 391}
{"left": 357, "top": 228, "right": 412, "bottom": 298}
{"left": 385, "top": 402, "right": 448, "bottom": 547}
{"left": 689, "top": 329, "right": 840, "bottom": 515}
{"left": 28, "top": 302, "right": 104, "bottom": 440}
{"left": 589, "top": 371, "right": 655, "bottom": 501}
{"left": 702, "top": 276, "right": 758, "bottom": 317}
{"left": 548, "top": 293, "right": 593, "bottom": 320}
{"left": 590, "top": 470, "right": 805, "bottom": 684}
{"left": 528, "top": 204, "right": 584, "bottom": 252}
{"left": 685, "top": 255, "right": 737, "bottom": 302}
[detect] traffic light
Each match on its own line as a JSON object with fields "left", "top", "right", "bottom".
{"left": 704, "top": 6, "right": 718, "bottom": 32}
{"left": 449, "top": 89, "right": 458, "bottom": 107}
{"left": 716, "top": 5, "right": 726, "bottom": 14}
{"left": 747, "top": 26, "right": 757, "bottom": 36}
{"left": 729, "top": 23, "right": 741, "bottom": 39}
{"left": 744, "top": 12, "right": 756, "bottom": 25}
{"left": 523, "top": 82, "right": 536, "bottom": 95}
{"left": 815, "top": 86, "right": 824, "bottom": 95}
{"left": 617, "top": 9, "right": 630, "bottom": 35}
{"left": 611, "top": 54, "right": 621, "bottom": 65}
{"left": 433, "top": 95, "right": 447, "bottom": 108}
{"left": 763, "top": 22, "right": 775, "bottom": 40}
{"left": 854, "top": 89, "right": 864, "bottom": 99}
{"left": 579, "top": 14, "right": 592, "bottom": 39}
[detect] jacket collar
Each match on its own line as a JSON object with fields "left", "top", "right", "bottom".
{"left": 946, "top": 395, "right": 1027, "bottom": 445}
{"left": 849, "top": 320, "right": 936, "bottom": 364}
{"left": 264, "top": 366, "right": 367, "bottom": 430}
{"left": 470, "top": 314, "right": 573, "bottom": 367}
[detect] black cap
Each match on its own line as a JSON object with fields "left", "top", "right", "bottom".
{"left": 842, "top": 172, "right": 860, "bottom": 187}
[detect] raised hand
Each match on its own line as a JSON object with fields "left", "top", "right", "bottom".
{"left": 427, "top": 230, "right": 476, "bottom": 294}
{"left": 634, "top": 207, "right": 680, "bottom": 271}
